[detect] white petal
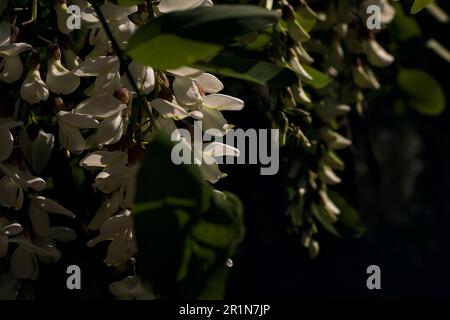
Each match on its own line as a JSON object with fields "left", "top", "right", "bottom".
{"left": 57, "top": 110, "right": 99, "bottom": 129}
{"left": 194, "top": 73, "right": 224, "bottom": 93}
{"left": 96, "top": 112, "right": 124, "bottom": 145}
{"left": 0, "top": 129, "right": 14, "bottom": 161}
{"left": 201, "top": 108, "right": 229, "bottom": 134}
{"left": 104, "top": 230, "right": 134, "bottom": 265}
{"left": 63, "top": 49, "right": 83, "bottom": 71}
{"left": 100, "top": 210, "right": 131, "bottom": 236}
{"left": 72, "top": 55, "right": 119, "bottom": 77}
{"left": 166, "top": 66, "right": 203, "bottom": 78}
{"left": 173, "top": 77, "right": 202, "bottom": 107}
{"left": 16, "top": 170, "right": 46, "bottom": 191}
{"left": 46, "top": 60, "right": 80, "bottom": 94}
{"left": 203, "top": 94, "right": 244, "bottom": 111}
{"left": 88, "top": 199, "right": 116, "bottom": 231}
{"left": 29, "top": 195, "right": 75, "bottom": 218}
{"left": 0, "top": 43, "right": 32, "bottom": 57}
{"left": 75, "top": 95, "right": 127, "bottom": 119}
{"left": 158, "top": 0, "right": 209, "bottom": 13}
{"left": 200, "top": 162, "right": 225, "bottom": 184}
{"left": 50, "top": 227, "right": 77, "bottom": 242}
{"left": 0, "top": 56, "right": 23, "bottom": 83}
{"left": 100, "top": 2, "right": 138, "bottom": 20}
{"left": 58, "top": 124, "right": 88, "bottom": 153}
{"left": 29, "top": 203, "right": 50, "bottom": 237}
{"left": 30, "top": 130, "right": 54, "bottom": 175}
{"left": 203, "top": 142, "right": 240, "bottom": 158}
{"left": 151, "top": 98, "right": 203, "bottom": 120}
{"left": 1, "top": 222, "right": 23, "bottom": 237}
{"left": 0, "top": 175, "right": 23, "bottom": 210}
{"left": 80, "top": 151, "right": 127, "bottom": 169}
{"left": 109, "top": 276, "right": 137, "bottom": 299}
{"left": 88, "top": 71, "right": 121, "bottom": 97}
{"left": 20, "top": 70, "right": 49, "bottom": 104}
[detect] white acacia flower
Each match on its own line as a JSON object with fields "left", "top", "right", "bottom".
{"left": 74, "top": 95, "right": 127, "bottom": 146}
{"left": 0, "top": 163, "right": 46, "bottom": 210}
{"left": 363, "top": 38, "right": 394, "bottom": 67}
{"left": 172, "top": 74, "right": 244, "bottom": 134}
{"left": 9, "top": 236, "right": 61, "bottom": 280}
{"left": 28, "top": 195, "right": 75, "bottom": 238}
{"left": 88, "top": 191, "right": 122, "bottom": 231}
{"left": 62, "top": 46, "right": 83, "bottom": 71}
{"left": 173, "top": 128, "right": 240, "bottom": 183}
{"left": 56, "top": 110, "right": 99, "bottom": 154}
{"left": 72, "top": 55, "right": 121, "bottom": 97}
{"left": 46, "top": 45, "right": 80, "bottom": 94}
{"left": 80, "top": 150, "right": 136, "bottom": 196}
{"left": 157, "top": 0, "right": 213, "bottom": 14}
{"left": 124, "top": 61, "right": 155, "bottom": 95}
{"left": 87, "top": 209, "right": 136, "bottom": 266}
{"left": 0, "top": 43, "right": 32, "bottom": 83}
{"left": 20, "top": 129, "right": 54, "bottom": 175}
{"left": 0, "top": 118, "right": 22, "bottom": 161}
{"left": 109, "top": 276, "right": 154, "bottom": 300}
{"left": 151, "top": 99, "right": 203, "bottom": 121}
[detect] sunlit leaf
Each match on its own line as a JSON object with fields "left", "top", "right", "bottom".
{"left": 411, "top": 0, "right": 434, "bottom": 14}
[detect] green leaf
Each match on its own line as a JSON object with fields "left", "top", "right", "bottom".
{"left": 302, "top": 65, "right": 330, "bottom": 89}
{"left": 195, "top": 53, "right": 299, "bottom": 88}
{"left": 393, "top": 3, "right": 422, "bottom": 42}
{"left": 411, "top": 0, "right": 434, "bottom": 14}
{"left": 134, "top": 130, "right": 210, "bottom": 213}
{"left": 397, "top": 69, "right": 446, "bottom": 116}
{"left": 126, "top": 5, "right": 279, "bottom": 70}
{"left": 134, "top": 132, "right": 245, "bottom": 298}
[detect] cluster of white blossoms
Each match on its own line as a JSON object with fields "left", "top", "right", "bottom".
{"left": 0, "top": 0, "right": 244, "bottom": 299}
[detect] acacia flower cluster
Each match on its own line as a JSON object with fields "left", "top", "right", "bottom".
{"left": 0, "top": 0, "right": 244, "bottom": 299}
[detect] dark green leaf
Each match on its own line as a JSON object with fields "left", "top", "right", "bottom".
{"left": 126, "top": 5, "right": 279, "bottom": 69}
{"left": 397, "top": 69, "right": 446, "bottom": 116}
{"left": 134, "top": 130, "right": 210, "bottom": 213}
{"left": 411, "top": 0, "right": 434, "bottom": 14}
{"left": 195, "top": 53, "right": 299, "bottom": 88}
{"left": 302, "top": 65, "right": 330, "bottom": 89}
